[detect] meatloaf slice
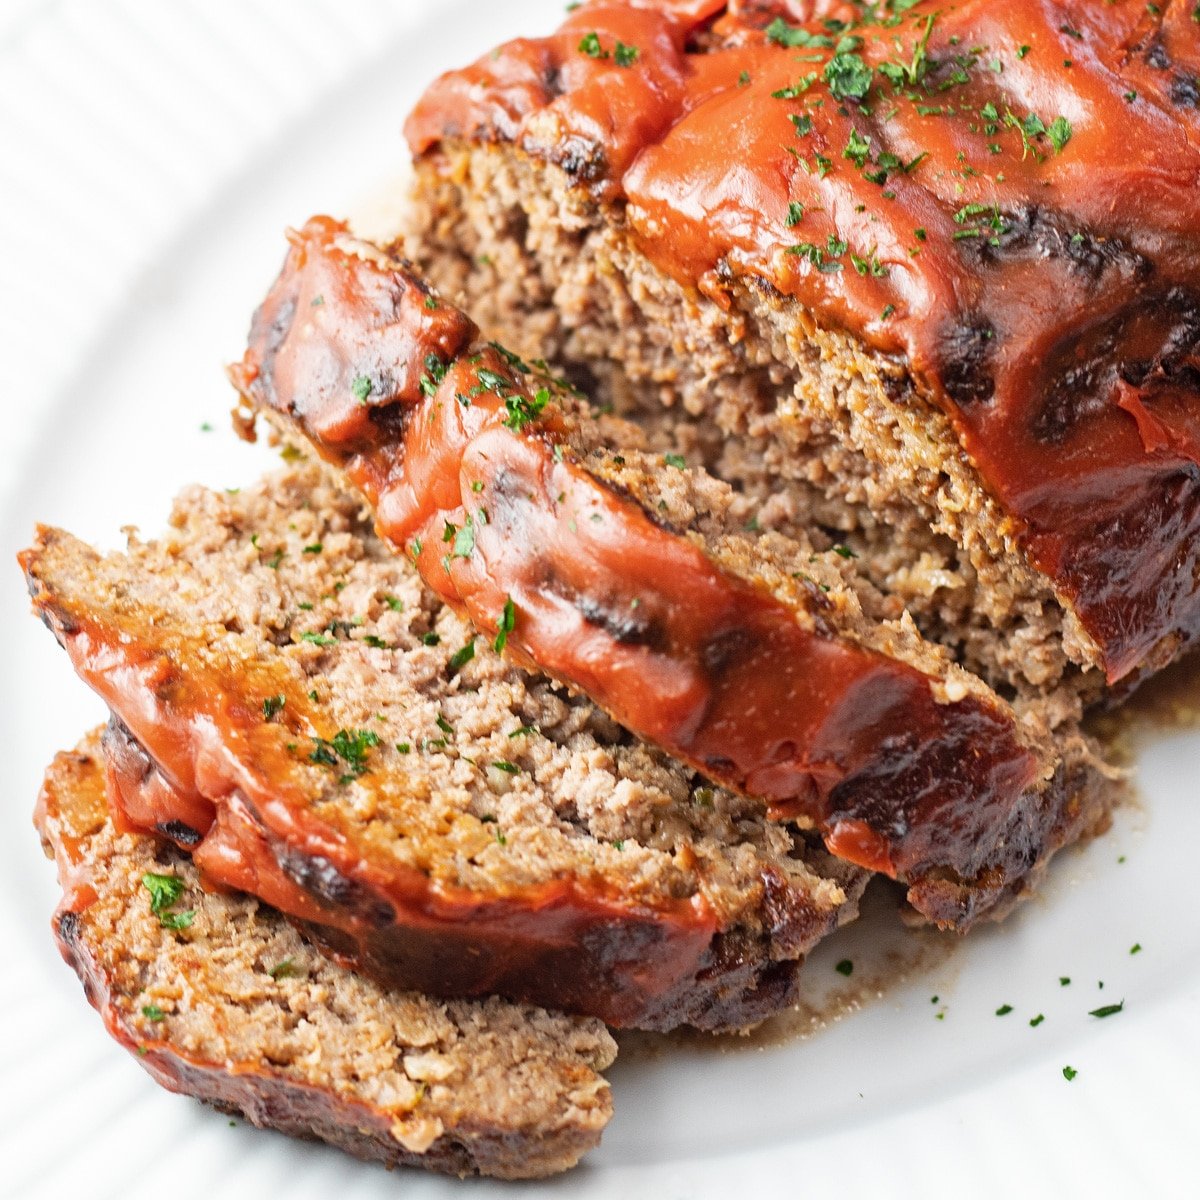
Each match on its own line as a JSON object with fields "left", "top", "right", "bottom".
{"left": 21, "top": 462, "right": 865, "bottom": 1030}
{"left": 36, "top": 732, "right": 617, "bottom": 1180}
{"left": 404, "top": 0, "right": 1200, "bottom": 698}
{"left": 226, "top": 215, "right": 1107, "bottom": 928}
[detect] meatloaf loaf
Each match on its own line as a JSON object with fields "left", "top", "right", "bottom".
{"left": 22, "top": 462, "right": 867, "bottom": 1030}
{"left": 404, "top": 0, "right": 1200, "bottom": 700}
{"left": 36, "top": 732, "right": 617, "bottom": 1179}
{"left": 227, "top": 216, "right": 1112, "bottom": 928}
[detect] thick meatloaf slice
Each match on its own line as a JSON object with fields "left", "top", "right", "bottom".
{"left": 226, "top": 215, "right": 1110, "bottom": 928}
{"left": 404, "top": 0, "right": 1200, "bottom": 698}
{"left": 35, "top": 732, "right": 617, "bottom": 1180}
{"left": 21, "top": 463, "right": 866, "bottom": 1030}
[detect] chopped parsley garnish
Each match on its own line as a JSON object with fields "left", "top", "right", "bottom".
{"left": 1046, "top": 115, "right": 1072, "bottom": 152}
{"left": 1060, "top": 976, "right": 1071, "bottom": 986}
{"left": 303, "top": 543, "right": 323, "bottom": 554}
{"left": 995, "top": 1004, "right": 1014, "bottom": 1016}
{"left": 448, "top": 638, "right": 476, "bottom": 672}
{"left": 1088, "top": 1001, "right": 1124, "bottom": 1019}
{"left": 491, "top": 760, "right": 520, "bottom": 774}
{"left": 509, "top": 724, "right": 537, "bottom": 739}
{"left": 421, "top": 631, "right": 441, "bottom": 646}
{"left": 614, "top": 41, "right": 639, "bottom": 68}
{"left": 419, "top": 353, "right": 448, "bottom": 398}
{"left": 835, "top": 959, "right": 854, "bottom": 977}
{"left": 493, "top": 595, "right": 516, "bottom": 654}
{"left": 452, "top": 515, "right": 475, "bottom": 559}
{"left": 1062, "top": 1065, "right": 1078, "bottom": 1081}
{"left": 501, "top": 386, "right": 550, "bottom": 431}
{"left": 765, "top": 17, "right": 833, "bottom": 49}
{"left": 823, "top": 51, "right": 872, "bottom": 102}
{"left": 262, "top": 694, "right": 286, "bottom": 720}
{"left": 1130, "top": 943, "right": 1142, "bottom": 955}
{"left": 578, "top": 31, "right": 605, "bottom": 58}
{"left": 141, "top": 872, "right": 195, "bottom": 930}
{"left": 351, "top": 375, "right": 372, "bottom": 403}
{"left": 663, "top": 452, "right": 686, "bottom": 469}
{"left": 396, "top": 742, "right": 411, "bottom": 754}
{"left": 268, "top": 958, "right": 298, "bottom": 979}
{"left": 786, "top": 201, "right": 805, "bottom": 227}
{"left": 308, "top": 728, "right": 380, "bottom": 782}
{"left": 362, "top": 634, "right": 390, "bottom": 650}
{"left": 300, "top": 631, "right": 337, "bottom": 647}
{"left": 383, "top": 595, "right": 404, "bottom": 612}
{"left": 1029, "top": 1013, "right": 1045, "bottom": 1027}
{"left": 141, "top": 1005, "right": 166, "bottom": 1022}
{"left": 832, "top": 544, "right": 856, "bottom": 559}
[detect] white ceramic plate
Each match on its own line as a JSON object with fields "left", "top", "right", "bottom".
{"left": 1, "top": 2, "right": 1198, "bottom": 1196}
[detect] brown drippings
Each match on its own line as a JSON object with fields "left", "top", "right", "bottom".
{"left": 615, "top": 878, "right": 959, "bottom": 1060}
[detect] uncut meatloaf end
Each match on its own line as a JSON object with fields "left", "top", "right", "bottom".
{"left": 35, "top": 732, "right": 617, "bottom": 1180}
{"left": 403, "top": 0, "right": 1200, "bottom": 701}
{"left": 21, "top": 462, "right": 866, "bottom": 1030}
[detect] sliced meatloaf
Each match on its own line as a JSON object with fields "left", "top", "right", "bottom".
{"left": 36, "top": 732, "right": 617, "bottom": 1179}
{"left": 22, "top": 463, "right": 867, "bottom": 1030}
{"left": 404, "top": 0, "right": 1200, "bottom": 699}
{"left": 225, "top": 216, "right": 1112, "bottom": 928}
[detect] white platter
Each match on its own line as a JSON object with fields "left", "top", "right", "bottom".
{"left": 0, "top": 2, "right": 1197, "bottom": 1196}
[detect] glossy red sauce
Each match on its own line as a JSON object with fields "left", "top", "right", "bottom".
{"left": 24, "top": 600, "right": 728, "bottom": 1028}
{"left": 406, "top": 0, "right": 1200, "bottom": 682}
{"left": 226, "top": 217, "right": 1058, "bottom": 927}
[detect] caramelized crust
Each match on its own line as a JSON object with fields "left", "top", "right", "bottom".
{"left": 406, "top": 0, "right": 1200, "bottom": 683}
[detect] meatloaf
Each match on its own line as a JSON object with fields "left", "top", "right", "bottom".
{"left": 227, "top": 216, "right": 1112, "bottom": 928}
{"left": 404, "top": 0, "right": 1200, "bottom": 700}
{"left": 36, "top": 732, "right": 617, "bottom": 1179}
{"left": 22, "top": 462, "right": 867, "bottom": 1030}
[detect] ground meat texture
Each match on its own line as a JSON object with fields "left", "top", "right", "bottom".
{"left": 216, "top": 218, "right": 1115, "bottom": 927}
{"left": 35, "top": 733, "right": 617, "bottom": 1180}
{"left": 403, "top": 0, "right": 1200, "bottom": 692}
{"left": 20, "top": 463, "right": 865, "bottom": 1030}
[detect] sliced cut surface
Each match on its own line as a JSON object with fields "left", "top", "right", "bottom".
{"left": 22, "top": 464, "right": 865, "bottom": 1029}
{"left": 227, "top": 216, "right": 1099, "bottom": 928}
{"left": 35, "top": 732, "right": 617, "bottom": 1180}
{"left": 404, "top": 0, "right": 1200, "bottom": 692}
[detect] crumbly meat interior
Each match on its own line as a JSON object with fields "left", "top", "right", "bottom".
{"left": 38, "top": 736, "right": 616, "bottom": 1180}
{"left": 44, "top": 461, "right": 856, "bottom": 931}
{"left": 404, "top": 145, "right": 1106, "bottom": 713}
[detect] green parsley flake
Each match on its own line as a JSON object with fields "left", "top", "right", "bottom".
{"left": 141, "top": 1005, "right": 166, "bottom": 1022}
{"left": 786, "top": 201, "right": 805, "bottom": 227}
{"left": 578, "top": 31, "right": 606, "bottom": 59}
{"left": 269, "top": 958, "right": 298, "bottom": 980}
{"left": 351, "top": 375, "right": 372, "bottom": 403}
{"left": 448, "top": 638, "right": 476, "bottom": 672}
{"left": 663, "top": 453, "right": 686, "bottom": 469}
{"left": 309, "top": 728, "right": 380, "bottom": 782}
{"left": 502, "top": 387, "right": 550, "bottom": 431}
{"left": 995, "top": 1004, "right": 1014, "bottom": 1016}
{"left": 835, "top": 959, "right": 853, "bottom": 977}
{"left": 1062, "top": 1065, "right": 1078, "bottom": 1081}
{"left": 493, "top": 596, "right": 516, "bottom": 654}
{"left": 614, "top": 41, "right": 639, "bottom": 68}
{"left": 1088, "top": 1001, "right": 1124, "bottom": 1019}
{"left": 262, "top": 694, "right": 286, "bottom": 720}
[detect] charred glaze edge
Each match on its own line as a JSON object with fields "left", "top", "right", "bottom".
{"left": 101, "top": 712, "right": 849, "bottom": 1032}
